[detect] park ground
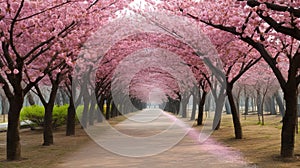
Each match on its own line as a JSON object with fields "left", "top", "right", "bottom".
{"left": 0, "top": 114, "right": 300, "bottom": 168}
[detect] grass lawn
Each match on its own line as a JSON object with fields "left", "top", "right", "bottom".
{"left": 0, "top": 115, "right": 128, "bottom": 168}
{"left": 1, "top": 113, "right": 300, "bottom": 168}
{"left": 0, "top": 125, "right": 89, "bottom": 168}
{"left": 205, "top": 114, "right": 300, "bottom": 168}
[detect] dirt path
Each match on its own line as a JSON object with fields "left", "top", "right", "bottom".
{"left": 56, "top": 109, "right": 254, "bottom": 168}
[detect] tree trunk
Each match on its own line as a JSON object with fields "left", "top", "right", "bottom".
{"left": 205, "top": 93, "right": 211, "bottom": 112}
{"left": 197, "top": 91, "right": 207, "bottom": 126}
{"left": 61, "top": 89, "right": 69, "bottom": 105}
{"left": 190, "top": 95, "right": 197, "bottom": 120}
{"left": 245, "top": 96, "right": 249, "bottom": 115}
{"left": 244, "top": 96, "right": 249, "bottom": 120}
{"left": 269, "top": 96, "right": 277, "bottom": 115}
{"left": 251, "top": 97, "right": 255, "bottom": 112}
{"left": 225, "top": 98, "right": 231, "bottom": 114}
{"left": 66, "top": 92, "right": 76, "bottom": 136}
{"left": 176, "top": 100, "right": 180, "bottom": 115}
{"left": 43, "top": 104, "right": 54, "bottom": 146}
{"left": 105, "top": 98, "right": 111, "bottom": 120}
{"left": 42, "top": 83, "right": 59, "bottom": 146}
{"left": 55, "top": 89, "right": 62, "bottom": 106}
{"left": 275, "top": 91, "right": 285, "bottom": 116}
{"left": 96, "top": 96, "right": 104, "bottom": 123}
{"left": 26, "top": 92, "right": 35, "bottom": 106}
{"left": 298, "top": 97, "right": 300, "bottom": 117}
{"left": 1, "top": 94, "right": 8, "bottom": 123}
{"left": 181, "top": 98, "right": 188, "bottom": 118}
{"left": 234, "top": 92, "right": 241, "bottom": 116}
{"left": 88, "top": 96, "right": 96, "bottom": 126}
{"left": 281, "top": 83, "right": 298, "bottom": 158}
{"left": 6, "top": 95, "right": 23, "bottom": 160}
{"left": 111, "top": 101, "right": 117, "bottom": 118}
{"left": 257, "top": 90, "right": 262, "bottom": 123}
{"left": 212, "top": 93, "right": 226, "bottom": 130}
{"left": 227, "top": 84, "right": 243, "bottom": 139}
{"left": 81, "top": 93, "right": 90, "bottom": 128}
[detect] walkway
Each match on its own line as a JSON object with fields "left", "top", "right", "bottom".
{"left": 56, "top": 109, "right": 254, "bottom": 168}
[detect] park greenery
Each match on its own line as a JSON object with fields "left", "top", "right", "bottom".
{"left": 20, "top": 104, "right": 70, "bottom": 129}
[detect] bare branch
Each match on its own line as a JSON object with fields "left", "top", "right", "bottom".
{"left": 9, "top": 0, "right": 24, "bottom": 59}
{"left": 256, "top": 11, "right": 300, "bottom": 40}
{"left": 0, "top": 75, "right": 13, "bottom": 100}
{"left": 2, "top": 41, "right": 14, "bottom": 69}
{"left": 245, "top": 0, "right": 300, "bottom": 18}
{"left": 16, "top": 1, "right": 71, "bottom": 21}
{"left": 34, "top": 84, "right": 47, "bottom": 106}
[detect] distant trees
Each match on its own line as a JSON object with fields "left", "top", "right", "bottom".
{"left": 1, "top": 0, "right": 299, "bottom": 162}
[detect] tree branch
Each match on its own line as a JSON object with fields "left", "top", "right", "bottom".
{"left": 231, "top": 56, "right": 262, "bottom": 85}
{"left": 246, "top": 0, "right": 300, "bottom": 18}
{"left": 257, "top": 11, "right": 300, "bottom": 40}
{"left": 23, "top": 36, "right": 55, "bottom": 61}
{"left": 24, "top": 20, "right": 76, "bottom": 62}
{"left": 34, "top": 84, "right": 47, "bottom": 106}
{"left": 2, "top": 42, "right": 14, "bottom": 69}
{"left": 195, "top": 17, "right": 287, "bottom": 89}
{"left": 87, "top": 0, "right": 119, "bottom": 11}
{"left": 0, "top": 75, "right": 13, "bottom": 100}
{"left": 9, "top": 0, "right": 24, "bottom": 59}
{"left": 16, "top": 1, "right": 71, "bottom": 21}
{"left": 25, "top": 45, "right": 52, "bottom": 65}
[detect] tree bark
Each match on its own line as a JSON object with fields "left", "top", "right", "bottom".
{"left": 175, "top": 99, "right": 180, "bottom": 115}
{"left": 245, "top": 96, "right": 249, "bottom": 115}
{"left": 96, "top": 96, "right": 104, "bottom": 123}
{"left": 212, "top": 93, "right": 226, "bottom": 130}
{"left": 281, "top": 82, "right": 298, "bottom": 157}
{"left": 197, "top": 91, "right": 207, "bottom": 125}
{"left": 205, "top": 93, "right": 211, "bottom": 112}
{"left": 6, "top": 95, "right": 23, "bottom": 160}
{"left": 81, "top": 90, "right": 90, "bottom": 128}
{"left": 181, "top": 99, "right": 188, "bottom": 118}
{"left": 256, "top": 90, "right": 262, "bottom": 123}
{"left": 190, "top": 95, "right": 197, "bottom": 120}
{"left": 88, "top": 96, "right": 96, "bottom": 126}
{"left": 234, "top": 90, "right": 241, "bottom": 115}
{"left": 42, "top": 83, "right": 59, "bottom": 146}
{"left": 66, "top": 92, "right": 76, "bottom": 136}
{"left": 1, "top": 94, "right": 8, "bottom": 123}
{"left": 225, "top": 98, "right": 231, "bottom": 114}
{"left": 105, "top": 97, "right": 111, "bottom": 120}
{"left": 43, "top": 103, "right": 54, "bottom": 146}
{"left": 227, "top": 84, "right": 243, "bottom": 139}
{"left": 111, "top": 101, "right": 117, "bottom": 118}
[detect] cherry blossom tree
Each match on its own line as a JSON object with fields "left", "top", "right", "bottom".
{"left": 0, "top": 0, "right": 89, "bottom": 160}
{"left": 0, "top": 0, "right": 130, "bottom": 160}
{"left": 33, "top": 63, "right": 72, "bottom": 145}
{"left": 239, "top": 61, "right": 279, "bottom": 124}
{"left": 92, "top": 31, "right": 208, "bottom": 120}
{"left": 161, "top": 0, "right": 300, "bottom": 157}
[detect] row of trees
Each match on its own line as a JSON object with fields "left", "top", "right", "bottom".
{"left": 0, "top": 0, "right": 136, "bottom": 160}
{"left": 157, "top": 0, "right": 299, "bottom": 158}
{"left": 0, "top": 0, "right": 299, "bottom": 161}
